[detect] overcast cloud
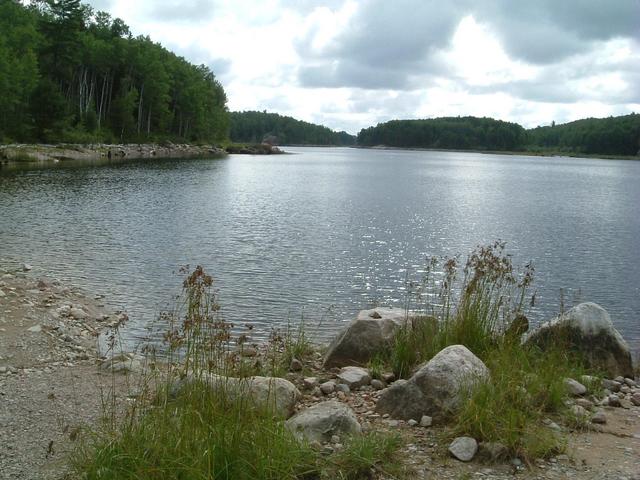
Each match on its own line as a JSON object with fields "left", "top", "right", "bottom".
{"left": 86, "top": 0, "right": 640, "bottom": 133}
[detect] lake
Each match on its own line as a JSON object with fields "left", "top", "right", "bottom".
{"left": 1, "top": 147, "right": 639, "bottom": 352}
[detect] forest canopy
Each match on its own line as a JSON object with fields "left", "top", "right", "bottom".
{"left": 229, "top": 111, "right": 356, "bottom": 146}
{"left": 356, "top": 114, "right": 640, "bottom": 157}
{"left": 0, "top": 0, "right": 228, "bottom": 143}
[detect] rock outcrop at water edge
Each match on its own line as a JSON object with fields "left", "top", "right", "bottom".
{"left": 375, "top": 344, "right": 490, "bottom": 422}
{"left": 525, "top": 302, "right": 633, "bottom": 378}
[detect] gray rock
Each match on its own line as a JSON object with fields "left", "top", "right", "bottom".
{"left": 575, "top": 398, "right": 594, "bottom": 409}
{"left": 602, "top": 379, "right": 622, "bottom": 392}
{"left": 176, "top": 373, "right": 301, "bottom": 418}
{"left": 449, "top": 436, "right": 478, "bottom": 462}
{"left": 22, "top": 263, "right": 33, "bottom": 272}
{"left": 337, "top": 366, "right": 371, "bottom": 388}
{"left": 630, "top": 392, "right": 640, "bottom": 406}
{"left": 285, "top": 401, "right": 361, "bottom": 443}
{"left": 525, "top": 303, "right": 633, "bottom": 378}
{"left": 290, "top": 358, "right": 303, "bottom": 371}
{"left": 624, "top": 377, "right": 637, "bottom": 387}
{"left": 571, "top": 404, "right": 589, "bottom": 418}
{"left": 69, "top": 307, "right": 86, "bottom": 320}
{"left": 564, "top": 378, "right": 587, "bottom": 396}
{"left": 323, "top": 307, "right": 410, "bottom": 368}
{"left": 303, "top": 377, "right": 319, "bottom": 389}
{"left": 370, "top": 379, "right": 385, "bottom": 390}
{"left": 591, "top": 410, "right": 607, "bottom": 424}
{"left": 335, "top": 383, "right": 350, "bottom": 394}
{"left": 607, "top": 395, "right": 622, "bottom": 408}
{"left": 477, "top": 442, "right": 509, "bottom": 462}
{"left": 319, "top": 381, "right": 336, "bottom": 395}
{"left": 420, "top": 415, "right": 433, "bottom": 427}
{"left": 27, "top": 325, "right": 42, "bottom": 333}
{"left": 0, "top": 289, "right": 5, "bottom": 297}
{"left": 376, "top": 345, "right": 489, "bottom": 421}
{"left": 407, "top": 419, "right": 418, "bottom": 427}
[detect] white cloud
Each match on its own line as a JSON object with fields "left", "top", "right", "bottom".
{"left": 85, "top": 0, "right": 640, "bottom": 134}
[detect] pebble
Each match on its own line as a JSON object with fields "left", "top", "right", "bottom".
{"left": 303, "top": 377, "right": 319, "bottom": 389}
{"left": 602, "top": 379, "right": 622, "bottom": 392}
{"left": 407, "top": 419, "right": 418, "bottom": 427}
{"left": 420, "top": 415, "right": 433, "bottom": 427}
{"left": 0, "top": 289, "right": 5, "bottom": 297}
{"left": 370, "top": 379, "right": 385, "bottom": 390}
{"left": 565, "top": 378, "right": 587, "bottom": 396}
{"left": 630, "top": 393, "right": 640, "bottom": 407}
{"left": 335, "top": 383, "right": 350, "bottom": 394}
{"left": 591, "top": 410, "right": 607, "bottom": 424}
{"left": 27, "top": 325, "right": 42, "bottom": 333}
{"left": 319, "top": 381, "right": 336, "bottom": 395}
{"left": 22, "top": 263, "right": 33, "bottom": 272}
{"left": 290, "top": 358, "right": 303, "bottom": 371}
{"left": 608, "top": 395, "right": 622, "bottom": 408}
{"left": 449, "top": 436, "right": 478, "bottom": 462}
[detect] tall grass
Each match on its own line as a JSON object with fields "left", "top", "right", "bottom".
{"left": 386, "top": 241, "right": 535, "bottom": 378}
{"left": 73, "top": 266, "right": 404, "bottom": 479}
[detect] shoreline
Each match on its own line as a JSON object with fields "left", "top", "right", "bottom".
{"left": 1, "top": 266, "right": 639, "bottom": 479}
{"left": 351, "top": 144, "right": 640, "bottom": 161}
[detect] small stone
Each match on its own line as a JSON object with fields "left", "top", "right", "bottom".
{"left": 449, "top": 437, "right": 478, "bottom": 462}
{"left": 602, "top": 379, "right": 622, "bottom": 392}
{"left": 571, "top": 404, "right": 589, "bottom": 418}
{"left": 335, "top": 383, "right": 350, "bottom": 394}
{"left": 382, "top": 372, "right": 396, "bottom": 383}
{"left": 511, "top": 458, "right": 523, "bottom": 468}
{"left": 407, "top": 419, "right": 418, "bottom": 427}
{"left": 290, "top": 358, "right": 303, "bottom": 371}
{"left": 631, "top": 393, "right": 640, "bottom": 406}
{"left": 608, "top": 395, "right": 622, "bottom": 408}
{"left": 575, "top": 398, "right": 594, "bottom": 409}
{"left": 543, "top": 418, "right": 562, "bottom": 431}
{"left": 331, "top": 435, "right": 340, "bottom": 444}
{"left": 27, "top": 325, "right": 42, "bottom": 333}
{"left": 337, "top": 366, "right": 371, "bottom": 388}
{"left": 22, "top": 263, "right": 33, "bottom": 272}
{"left": 0, "top": 367, "right": 7, "bottom": 374}
{"left": 370, "top": 379, "right": 385, "bottom": 390}
{"left": 320, "top": 381, "right": 336, "bottom": 395}
{"left": 621, "top": 385, "right": 631, "bottom": 394}
{"left": 591, "top": 410, "right": 607, "bottom": 424}
{"left": 420, "top": 415, "right": 433, "bottom": 427}
{"left": 624, "top": 377, "right": 637, "bottom": 387}
{"left": 303, "top": 377, "right": 319, "bottom": 389}
{"left": 614, "top": 376, "right": 625, "bottom": 383}
{"left": 69, "top": 308, "right": 86, "bottom": 320}
{"left": 564, "top": 378, "right": 587, "bottom": 396}
{"left": 0, "top": 289, "right": 5, "bottom": 297}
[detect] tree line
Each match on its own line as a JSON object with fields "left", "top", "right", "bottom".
{"left": 229, "top": 111, "right": 356, "bottom": 146}
{"left": 0, "top": 0, "right": 228, "bottom": 144}
{"left": 356, "top": 114, "right": 640, "bottom": 156}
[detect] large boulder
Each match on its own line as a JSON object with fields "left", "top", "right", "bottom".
{"left": 376, "top": 345, "right": 489, "bottom": 422}
{"left": 323, "top": 307, "right": 409, "bottom": 368}
{"left": 525, "top": 303, "right": 633, "bottom": 378}
{"left": 285, "top": 400, "right": 361, "bottom": 443}
{"left": 174, "top": 373, "right": 301, "bottom": 419}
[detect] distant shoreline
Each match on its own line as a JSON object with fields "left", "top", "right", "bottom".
{"left": 351, "top": 144, "right": 640, "bottom": 161}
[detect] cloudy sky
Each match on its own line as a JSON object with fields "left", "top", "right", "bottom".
{"left": 87, "top": 0, "right": 639, "bottom": 134}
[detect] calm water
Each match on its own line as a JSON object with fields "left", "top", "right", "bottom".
{"left": 1, "top": 147, "right": 639, "bottom": 351}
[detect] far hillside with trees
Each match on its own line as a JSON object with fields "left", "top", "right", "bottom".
{"left": 357, "top": 114, "right": 640, "bottom": 157}
{"left": 229, "top": 111, "right": 356, "bottom": 146}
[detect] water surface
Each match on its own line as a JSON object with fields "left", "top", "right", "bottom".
{"left": 1, "top": 148, "right": 638, "bottom": 351}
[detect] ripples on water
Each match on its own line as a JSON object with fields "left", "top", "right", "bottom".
{"left": 1, "top": 147, "right": 639, "bottom": 352}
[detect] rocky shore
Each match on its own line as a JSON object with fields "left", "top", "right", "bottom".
{"left": 0, "top": 265, "right": 133, "bottom": 480}
{"left": 0, "top": 143, "right": 226, "bottom": 164}
{"left": 1, "top": 268, "right": 639, "bottom": 480}
{"left": 0, "top": 142, "right": 286, "bottom": 165}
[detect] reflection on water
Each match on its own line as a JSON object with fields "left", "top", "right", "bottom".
{"left": 1, "top": 147, "right": 639, "bottom": 351}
